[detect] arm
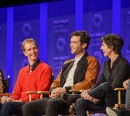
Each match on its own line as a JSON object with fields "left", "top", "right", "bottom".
{"left": 50, "top": 71, "right": 66, "bottom": 98}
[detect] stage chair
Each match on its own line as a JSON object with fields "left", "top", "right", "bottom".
{"left": 113, "top": 87, "right": 125, "bottom": 109}
{"left": 0, "top": 75, "right": 12, "bottom": 97}
{"left": 69, "top": 89, "right": 107, "bottom": 116}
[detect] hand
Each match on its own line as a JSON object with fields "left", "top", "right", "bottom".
{"left": 81, "top": 90, "right": 99, "bottom": 103}
{"left": 123, "top": 79, "right": 129, "bottom": 89}
{"left": 81, "top": 90, "right": 89, "bottom": 100}
{"left": 50, "top": 87, "right": 66, "bottom": 98}
{"left": 1, "top": 96, "right": 14, "bottom": 104}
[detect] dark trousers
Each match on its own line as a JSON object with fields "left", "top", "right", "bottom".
{"left": 75, "top": 82, "right": 117, "bottom": 116}
{"left": 0, "top": 102, "right": 25, "bottom": 116}
{"left": 22, "top": 97, "right": 70, "bottom": 116}
{"left": 126, "top": 80, "right": 130, "bottom": 110}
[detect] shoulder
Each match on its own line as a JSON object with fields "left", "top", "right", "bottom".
{"left": 118, "top": 57, "right": 129, "bottom": 66}
{"left": 19, "top": 65, "right": 28, "bottom": 73}
{"left": 63, "top": 59, "right": 74, "bottom": 65}
{"left": 86, "top": 56, "right": 99, "bottom": 63}
{"left": 39, "top": 62, "right": 52, "bottom": 70}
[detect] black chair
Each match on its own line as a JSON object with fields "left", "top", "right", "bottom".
{"left": 3, "top": 75, "right": 10, "bottom": 93}
{"left": 0, "top": 75, "right": 12, "bottom": 97}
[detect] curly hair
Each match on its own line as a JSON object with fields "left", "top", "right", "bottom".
{"left": 101, "top": 34, "right": 124, "bottom": 55}
{"left": 70, "top": 30, "right": 90, "bottom": 50}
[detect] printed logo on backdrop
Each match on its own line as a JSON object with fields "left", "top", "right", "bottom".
{"left": 56, "top": 37, "right": 66, "bottom": 52}
{"left": 92, "top": 14, "right": 103, "bottom": 28}
{"left": 22, "top": 23, "right": 31, "bottom": 37}
{"left": 89, "top": 32, "right": 106, "bottom": 47}
{"left": 53, "top": 19, "right": 69, "bottom": 33}
{"left": 51, "top": 18, "right": 70, "bottom": 71}
{"left": 127, "top": 48, "right": 130, "bottom": 63}
{"left": 21, "top": 59, "right": 29, "bottom": 68}
{"left": 127, "top": 11, "right": 130, "bottom": 25}
{"left": 93, "top": 51, "right": 102, "bottom": 64}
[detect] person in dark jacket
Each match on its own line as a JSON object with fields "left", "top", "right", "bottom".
{"left": 62, "top": 33, "right": 130, "bottom": 116}
{"left": 21, "top": 30, "right": 100, "bottom": 116}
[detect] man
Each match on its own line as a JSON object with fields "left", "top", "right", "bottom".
{"left": 21, "top": 30, "right": 100, "bottom": 116}
{"left": 0, "top": 38, "right": 52, "bottom": 116}
{"left": 62, "top": 33, "right": 130, "bottom": 116}
{"left": 106, "top": 79, "right": 130, "bottom": 116}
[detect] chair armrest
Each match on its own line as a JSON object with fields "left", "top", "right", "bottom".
{"left": 26, "top": 91, "right": 40, "bottom": 102}
{"left": 0, "top": 93, "right": 12, "bottom": 97}
{"left": 26, "top": 91, "right": 50, "bottom": 101}
{"left": 114, "top": 88, "right": 125, "bottom": 91}
{"left": 37, "top": 91, "right": 49, "bottom": 94}
{"left": 26, "top": 91, "right": 38, "bottom": 94}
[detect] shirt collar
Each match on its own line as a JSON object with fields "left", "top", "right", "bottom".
{"left": 29, "top": 59, "right": 41, "bottom": 71}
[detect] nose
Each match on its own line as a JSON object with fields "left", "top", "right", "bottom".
{"left": 100, "top": 46, "right": 103, "bottom": 50}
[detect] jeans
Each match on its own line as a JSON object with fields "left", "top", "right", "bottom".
{"left": 75, "top": 82, "right": 117, "bottom": 116}
{"left": 22, "top": 97, "right": 70, "bottom": 116}
{"left": 0, "top": 102, "right": 25, "bottom": 116}
{"left": 126, "top": 80, "right": 130, "bottom": 110}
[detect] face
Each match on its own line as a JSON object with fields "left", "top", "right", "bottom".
{"left": 70, "top": 36, "right": 86, "bottom": 56}
{"left": 23, "top": 42, "right": 38, "bottom": 64}
{"left": 100, "top": 41, "right": 113, "bottom": 57}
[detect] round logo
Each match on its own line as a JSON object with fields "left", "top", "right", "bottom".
{"left": 92, "top": 14, "right": 103, "bottom": 28}
{"left": 21, "top": 59, "right": 29, "bottom": 68}
{"left": 56, "top": 38, "right": 66, "bottom": 52}
{"left": 22, "top": 23, "right": 31, "bottom": 37}
{"left": 93, "top": 51, "right": 102, "bottom": 64}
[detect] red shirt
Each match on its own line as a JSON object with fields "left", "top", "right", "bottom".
{"left": 11, "top": 62, "right": 52, "bottom": 102}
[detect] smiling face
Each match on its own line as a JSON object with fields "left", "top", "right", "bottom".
{"left": 23, "top": 42, "right": 39, "bottom": 65}
{"left": 100, "top": 41, "right": 113, "bottom": 57}
{"left": 70, "top": 36, "right": 87, "bottom": 57}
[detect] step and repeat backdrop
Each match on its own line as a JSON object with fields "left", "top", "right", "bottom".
{"left": 0, "top": 0, "right": 130, "bottom": 91}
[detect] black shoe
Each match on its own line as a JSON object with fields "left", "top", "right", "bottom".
{"left": 61, "top": 93, "right": 80, "bottom": 104}
{"left": 106, "top": 107, "right": 130, "bottom": 116}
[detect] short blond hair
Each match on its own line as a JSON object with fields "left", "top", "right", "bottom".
{"left": 22, "top": 38, "right": 38, "bottom": 51}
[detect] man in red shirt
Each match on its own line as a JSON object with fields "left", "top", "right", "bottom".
{"left": 0, "top": 38, "right": 52, "bottom": 116}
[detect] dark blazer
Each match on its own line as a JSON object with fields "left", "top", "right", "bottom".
{"left": 93, "top": 55, "right": 130, "bottom": 89}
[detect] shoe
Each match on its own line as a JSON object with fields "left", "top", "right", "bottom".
{"left": 106, "top": 107, "right": 130, "bottom": 116}
{"left": 61, "top": 93, "right": 80, "bottom": 104}
{"left": 106, "top": 107, "right": 119, "bottom": 116}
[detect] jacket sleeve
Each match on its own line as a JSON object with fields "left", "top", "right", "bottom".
{"left": 11, "top": 70, "right": 23, "bottom": 100}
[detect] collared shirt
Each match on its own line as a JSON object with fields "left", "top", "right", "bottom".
{"left": 29, "top": 59, "right": 41, "bottom": 73}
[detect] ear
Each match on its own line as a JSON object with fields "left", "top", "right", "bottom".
{"left": 82, "top": 43, "right": 87, "bottom": 49}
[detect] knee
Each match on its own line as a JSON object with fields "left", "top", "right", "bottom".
{"left": 0, "top": 102, "right": 11, "bottom": 115}
{"left": 21, "top": 102, "right": 31, "bottom": 114}
{"left": 1, "top": 102, "right": 11, "bottom": 110}
{"left": 100, "top": 82, "right": 112, "bottom": 89}
{"left": 46, "top": 99, "right": 55, "bottom": 108}
{"left": 75, "top": 98, "right": 85, "bottom": 109}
